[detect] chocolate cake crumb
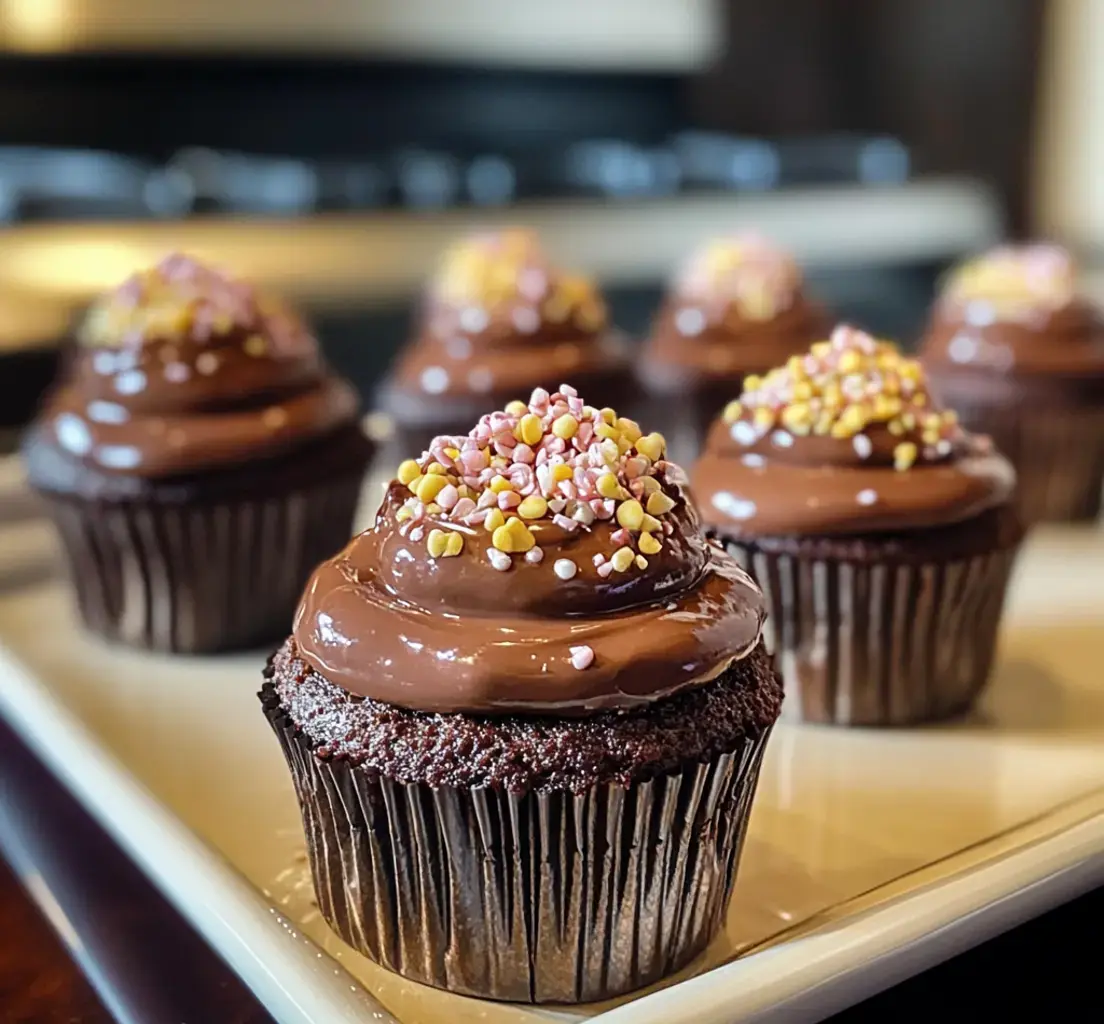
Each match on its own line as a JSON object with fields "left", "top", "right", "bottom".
{"left": 261, "top": 639, "right": 781, "bottom": 795}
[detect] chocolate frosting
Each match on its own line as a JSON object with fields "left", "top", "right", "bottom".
{"left": 693, "top": 325, "right": 1016, "bottom": 537}
{"left": 293, "top": 384, "right": 766, "bottom": 717}
{"left": 36, "top": 254, "right": 360, "bottom": 477}
{"left": 921, "top": 243, "right": 1104, "bottom": 380}
{"left": 640, "top": 235, "right": 828, "bottom": 393}
{"left": 385, "top": 229, "right": 628, "bottom": 411}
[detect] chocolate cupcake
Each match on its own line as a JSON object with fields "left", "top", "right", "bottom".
{"left": 22, "top": 254, "right": 373, "bottom": 653}
{"left": 261, "top": 384, "right": 781, "bottom": 1002}
{"left": 693, "top": 325, "right": 1023, "bottom": 727}
{"left": 378, "top": 229, "right": 629, "bottom": 458}
{"left": 638, "top": 234, "right": 828, "bottom": 464}
{"left": 921, "top": 243, "right": 1104, "bottom": 523}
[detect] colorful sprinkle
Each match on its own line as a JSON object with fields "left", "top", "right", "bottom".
{"left": 554, "top": 558, "right": 578, "bottom": 580}
{"left": 569, "top": 645, "right": 595, "bottom": 671}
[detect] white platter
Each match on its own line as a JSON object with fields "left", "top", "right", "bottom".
{"left": 0, "top": 457, "right": 1103, "bottom": 1024}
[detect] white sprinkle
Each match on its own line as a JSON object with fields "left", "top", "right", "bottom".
{"left": 445, "top": 336, "right": 472, "bottom": 360}
{"left": 675, "top": 307, "right": 706, "bottom": 336}
{"left": 96, "top": 444, "right": 141, "bottom": 469}
{"left": 164, "top": 362, "right": 190, "bottom": 383}
{"left": 196, "top": 352, "right": 219, "bottom": 376}
{"left": 512, "top": 306, "right": 541, "bottom": 334}
{"left": 857, "top": 489, "right": 878, "bottom": 506}
{"left": 92, "top": 351, "right": 117, "bottom": 375}
{"left": 487, "top": 549, "right": 511, "bottom": 571}
{"left": 731, "top": 420, "right": 759, "bottom": 446}
{"left": 571, "top": 503, "right": 595, "bottom": 526}
{"left": 592, "top": 553, "right": 606, "bottom": 566}
{"left": 948, "top": 333, "right": 978, "bottom": 364}
{"left": 517, "top": 267, "right": 548, "bottom": 302}
{"left": 525, "top": 547, "right": 544, "bottom": 564}
{"left": 421, "top": 365, "right": 449, "bottom": 394}
{"left": 852, "top": 433, "right": 873, "bottom": 459}
{"left": 711, "top": 492, "right": 757, "bottom": 521}
{"left": 459, "top": 306, "right": 489, "bottom": 333}
{"left": 771, "top": 430, "right": 794, "bottom": 449}
{"left": 552, "top": 513, "right": 578, "bottom": 532}
{"left": 554, "top": 558, "right": 578, "bottom": 580}
{"left": 741, "top": 453, "right": 765, "bottom": 468}
{"left": 596, "top": 562, "right": 615, "bottom": 578}
{"left": 409, "top": 526, "right": 425, "bottom": 542}
{"left": 55, "top": 413, "right": 92, "bottom": 456}
{"left": 665, "top": 602, "right": 677, "bottom": 611}
{"left": 569, "top": 645, "right": 595, "bottom": 670}
{"left": 87, "top": 400, "right": 127, "bottom": 424}
{"left": 547, "top": 498, "right": 567, "bottom": 513}
{"left": 114, "top": 369, "right": 147, "bottom": 395}
{"left": 936, "top": 439, "right": 952, "bottom": 456}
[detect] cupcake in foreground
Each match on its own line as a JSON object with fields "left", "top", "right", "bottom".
{"left": 637, "top": 234, "right": 828, "bottom": 463}
{"left": 22, "top": 254, "right": 373, "bottom": 652}
{"left": 921, "top": 243, "right": 1104, "bottom": 523}
{"left": 261, "top": 385, "right": 781, "bottom": 1002}
{"left": 378, "top": 228, "right": 629, "bottom": 458}
{"left": 693, "top": 326, "right": 1023, "bottom": 727}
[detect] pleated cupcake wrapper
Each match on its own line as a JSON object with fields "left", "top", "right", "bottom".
{"left": 44, "top": 477, "right": 363, "bottom": 653}
{"left": 262, "top": 688, "right": 773, "bottom": 1004}
{"left": 725, "top": 542, "right": 1019, "bottom": 726}
{"left": 950, "top": 399, "right": 1104, "bottom": 524}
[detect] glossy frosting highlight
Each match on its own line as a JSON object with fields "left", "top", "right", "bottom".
{"left": 693, "top": 325, "right": 1016, "bottom": 536}
{"left": 387, "top": 229, "right": 628, "bottom": 403}
{"left": 41, "top": 254, "right": 359, "bottom": 477}
{"left": 922, "top": 243, "right": 1104, "bottom": 378}
{"left": 641, "top": 234, "right": 827, "bottom": 388}
{"left": 294, "top": 384, "right": 765, "bottom": 715}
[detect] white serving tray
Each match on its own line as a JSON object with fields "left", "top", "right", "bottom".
{"left": 1, "top": 455, "right": 1103, "bottom": 1024}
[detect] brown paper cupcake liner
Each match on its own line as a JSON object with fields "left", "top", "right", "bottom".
{"left": 724, "top": 541, "right": 1019, "bottom": 726}
{"left": 261, "top": 685, "right": 773, "bottom": 1004}
{"left": 44, "top": 477, "right": 363, "bottom": 653}
{"left": 948, "top": 399, "right": 1104, "bottom": 524}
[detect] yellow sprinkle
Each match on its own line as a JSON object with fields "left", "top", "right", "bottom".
{"left": 616, "top": 418, "right": 642, "bottom": 443}
{"left": 722, "top": 400, "right": 743, "bottom": 424}
{"left": 616, "top": 436, "right": 633, "bottom": 455}
{"left": 793, "top": 381, "right": 813, "bottom": 402}
{"left": 599, "top": 407, "right": 617, "bottom": 425}
{"left": 786, "top": 354, "right": 807, "bottom": 378}
{"left": 243, "top": 334, "right": 267, "bottom": 357}
{"left": 516, "top": 413, "right": 543, "bottom": 446}
{"left": 743, "top": 374, "right": 762, "bottom": 392}
{"left": 596, "top": 473, "right": 622, "bottom": 499}
{"left": 616, "top": 499, "right": 644, "bottom": 531}
{"left": 888, "top": 419, "right": 906, "bottom": 436}
{"left": 814, "top": 411, "right": 834, "bottom": 435}
{"left": 912, "top": 393, "right": 928, "bottom": 408}
{"left": 837, "top": 350, "right": 864, "bottom": 373}
{"left": 414, "top": 474, "right": 448, "bottom": 503}
{"left": 645, "top": 491, "right": 675, "bottom": 516}
{"left": 425, "top": 502, "right": 442, "bottom": 516}
{"left": 635, "top": 555, "right": 649, "bottom": 570}
{"left": 754, "top": 408, "right": 775, "bottom": 428}
{"left": 505, "top": 399, "right": 527, "bottom": 417}
{"left": 492, "top": 518, "right": 535, "bottom": 553}
{"left": 396, "top": 507, "right": 414, "bottom": 523}
{"left": 552, "top": 414, "right": 579, "bottom": 440}
{"left": 444, "top": 447, "right": 460, "bottom": 460}
{"left": 444, "top": 532, "right": 464, "bottom": 557}
{"left": 639, "top": 532, "right": 662, "bottom": 555}
{"left": 517, "top": 495, "right": 548, "bottom": 519}
{"left": 426, "top": 529, "right": 448, "bottom": 558}
{"left": 484, "top": 508, "right": 506, "bottom": 532}
{"left": 426, "top": 463, "right": 447, "bottom": 476}
{"left": 582, "top": 405, "right": 600, "bottom": 421}
{"left": 489, "top": 476, "right": 514, "bottom": 494}
{"left": 636, "top": 476, "right": 661, "bottom": 496}
{"left": 397, "top": 459, "right": 421, "bottom": 485}
{"left": 611, "top": 547, "right": 635, "bottom": 572}
{"left": 811, "top": 341, "right": 832, "bottom": 358}
{"left": 894, "top": 441, "right": 918, "bottom": 471}
{"left": 551, "top": 463, "right": 573, "bottom": 483}
{"left": 781, "top": 404, "right": 812, "bottom": 431}
{"left": 595, "top": 423, "right": 620, "bottom": 441}
{"left": 635, "top": 432, "right": 666, "bottom": 463}
{"left": 901, "top": 412, "right": 917, "bottom": 430}
{"left": 922, "top": 429, "right": 941, "bottom": 446}
{"left": 640, "top": 513, "right": 662, "bottom": 533}
{"left": 943, "top": 410, "right": 959, "bottom": 426}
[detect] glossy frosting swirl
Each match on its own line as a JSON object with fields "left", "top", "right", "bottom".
{"left": 922, "top": 243, "right": 1104, "bottom": 379}
{"left": 385, "top": 229, "right": 628, "bottom": 408}
{"left": 39, "top": 254, "right": 359, "bottom": 477}
{"left": 693, "top": 325, "right": 1016, "bottom": 536}
{"left": 641, "top": 234, "right": 827, "bottom": 390}
{"left": 294, "top": 385, "right": 765, "bottom": 715}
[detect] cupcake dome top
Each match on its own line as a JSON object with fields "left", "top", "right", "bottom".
{"left": 293, "top": 384, "right": 765, "bottom": 715}
{"left": 941, "top": 243, "right": 1077, "bottom": 321}
{"left": 41, "top": 253, "right": 358, "bottom": 478}
{"left": 693, "top": 325, "right": 1016, "bottom": 536}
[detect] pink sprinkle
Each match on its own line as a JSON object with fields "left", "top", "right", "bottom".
{"left": 569, "top": 644, "right": 594, "bottom": 671}
{"left": 530, "top": 387, "right": 550, "bottom": 408}
{"left": 597, "top": 562, "right": 615, "bottom": 578}
{"left": 465, "top": 508, "right": 488, "bottom": 525}
{"left": 557, "top": 480, "right": 578, "bottom": 500}
{"left": 543, "top": 436, "right": 567, "bottom": 455}
{"left": 493, "top": 440, "right": 516, "bottom": 457}
{"left": 436, "top": 484, "right": 459, "bottom": 509}
{"left": 611, "top": 528, "right": 632, "bottom": 547}
{"left": 567, "top": 395, "right": 585, "bottom": 417}
{"left": 498, "top": 490, "right": 521, "bottom": 510}
{"left": 575, "top": 421, "right": 594, "bottom": 446}
{"left": 525, "top": 547, "right": 544, "bottom": 564}
{"left": 596, "top": 500, "right": 616, "bottom": 520}
{"left": 513, "top": 443, "right": 535, "bottom": 464}
{"left": 593, "top": 553, "right": 606, "bottom": 566}
{"left": 553, "top": 513, "right": 578, "bottom": 532}
{"left": 460, "top": 449, "right": 486, "bottom": 474}
{"left": 624, "top": 457, "right": 648, "bottom": 479}
{"left": 452, "top": 497, "right": 476, "bottom": 518}
{"left": 559, "top": 383, "right": 578, "bottom": 398}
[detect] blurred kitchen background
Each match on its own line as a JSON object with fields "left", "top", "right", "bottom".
{"left": 0, "top": 0, "right": 1097, "bottom": 437}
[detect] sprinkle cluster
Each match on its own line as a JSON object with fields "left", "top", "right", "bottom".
{"left": 79, "top": 253, "right": 308, "bottom": 354}
{"left": 673, "top": 234, "right": 801, "bottom": 332}
{"left": 430, "top": 229, "right": 607, "bottom": 334}
{"left": 723, "top": 325, "right": 962, "bottom": 470}
{"left": 945, "top": 243, "right": 1076, "bottom": 317}
{"left": 395, "top": 384, "right": 674, "bottom": 574}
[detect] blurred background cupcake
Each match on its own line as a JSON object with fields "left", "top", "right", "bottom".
{"left": 638, "top": 234, "right": 829, "bottom": 464}
{"left": 22, "top": 254, "right": 374, "bottom": 652}
{"left": 693, "top": 325, "right": 1023, "bottom": 726}
{"left": 262, "top": 385, "right": 781, "bottom": 1002}
{"left": 376, "top": 228, "right": 629, "bottom": 459}
{"left": 920, "top": 243, "right": 1104, "bottom": 524}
